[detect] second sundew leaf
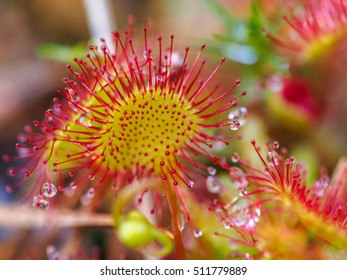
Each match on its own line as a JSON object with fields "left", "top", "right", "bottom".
{"left": 290, "top": 199, "right": 347, "bottom": 250}
{"left": 241, "top": 141, "right": 347, "bottom": 253}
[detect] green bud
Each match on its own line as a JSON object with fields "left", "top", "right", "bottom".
{"left": 115, "top": 210, "right": 174, "bottom": 257}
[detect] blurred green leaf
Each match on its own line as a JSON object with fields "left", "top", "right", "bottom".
{"left": 37, "top": 43, "right": 88, "bottom": 63}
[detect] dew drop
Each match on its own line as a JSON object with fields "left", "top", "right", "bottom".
{"left": 63, "top": 182, "right": 77, "bottom": 197}
{"left": 188, "top": 179, "right": 195, "bottom": 188}
{"left": 87, "top": 187, "right": 96, "bottom": 197}
{"left": 229, "top": 120, "right": 240, "bottom": 131}
{"left": 170, "top": 52, "right": 184, "bottom": 68}
{"left": 289, "top": 156, "right": 295, "bottom": 164}
{"left": 193, "top": 228, "right": 203, "bottom": 238}
{"left": 238, "top": 186, "right": 248, "bottom": 197}
{"left": 222, "top": 218, "right": 232, "bottom": 229}
{"left": 42, "top": 182, "right": 57, "bottom": 198}
{"left": 179, "top": 212, "right": 187, "bottom": 231}
{"left": 214, "top": 205, "right": 223, "bottom": 213}
{"left": 237, "top": 107, "right": 248, "bottom": 126}
{"left": 267, "top": 150, "right": 280, "bottom": 166}
{"left": 229, "top": 197, "right": 261, "bottom": 230}
{"left": 81, "top": 187, "right": 96, "bottom": 206}
{"left": 78, "top": 111, "right": 93, "bottom": 127}
{"left": 86, "top": 144, "right": 93, "bottom": 151}
{"left": 46, "top": 245, "right": 60, "bottom": 260}
{"left": 32, "top": 195, "right": 49, "bottom": 210}
{"left": 228, "top": 107, "right": 248, "bottom": 126}
{"left": 231, "top": 152, "right": 240, "bottom": 163}
{"left": 273, "top": 141, "right": 280, "bottom": 149}
{"left": 69, "top": 90, "right": 80, "bottom": 102}
{"left": 228, "top": 108, "right": 237, "bottom": 120}
{"left": 229, "top": 167, "right": 248, "bottom": 188}
{"left": 88, "top": 173, "right": 95, "bottom": 180}
{"left": 313, "top": 176, "right": 329, "bottom": 197}
{"left": 206, "top": 176, "right": 223, "bottom": 193}
{"left": 238, "top": 107, "right": 248, "bottom": 116}
{"left": 143, "top": 49, "right": 149, "bottom": 59}
{"left": 207, "top": 166, "right": 217, "bottom": 176}
{"left": 53, "top": 104, "right": 61, "bottom": 113}
{"left": 156, "top": 73, "right": 166, "bottom": 82}
{"left": 268, "top": 73, "right": 284, "bottom": 92}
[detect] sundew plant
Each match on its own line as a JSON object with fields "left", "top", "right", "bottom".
{"left": 1, "top": 0, "right": 347, "bottom": 260}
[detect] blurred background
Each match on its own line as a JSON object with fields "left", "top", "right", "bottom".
{"left": 0, "top": 0, "right": 346, "bottom": 259}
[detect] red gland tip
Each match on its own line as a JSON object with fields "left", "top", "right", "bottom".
{"left": 45, "top": 109, "right": 53, "bottom": 115}
{"left": 201, "top": 44, "right": 206, "bottom": 50}
{"left": 9, "top": 169, "right": 16, "bottom": 175}
{"left": 221, "top": 57, "right": 227, "bottom": 63}
{"left": 113, "top": 31, "right": 120, "bottom": 39}
{"left": 251, "top": 139, "right": 256, "bottom": 146}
